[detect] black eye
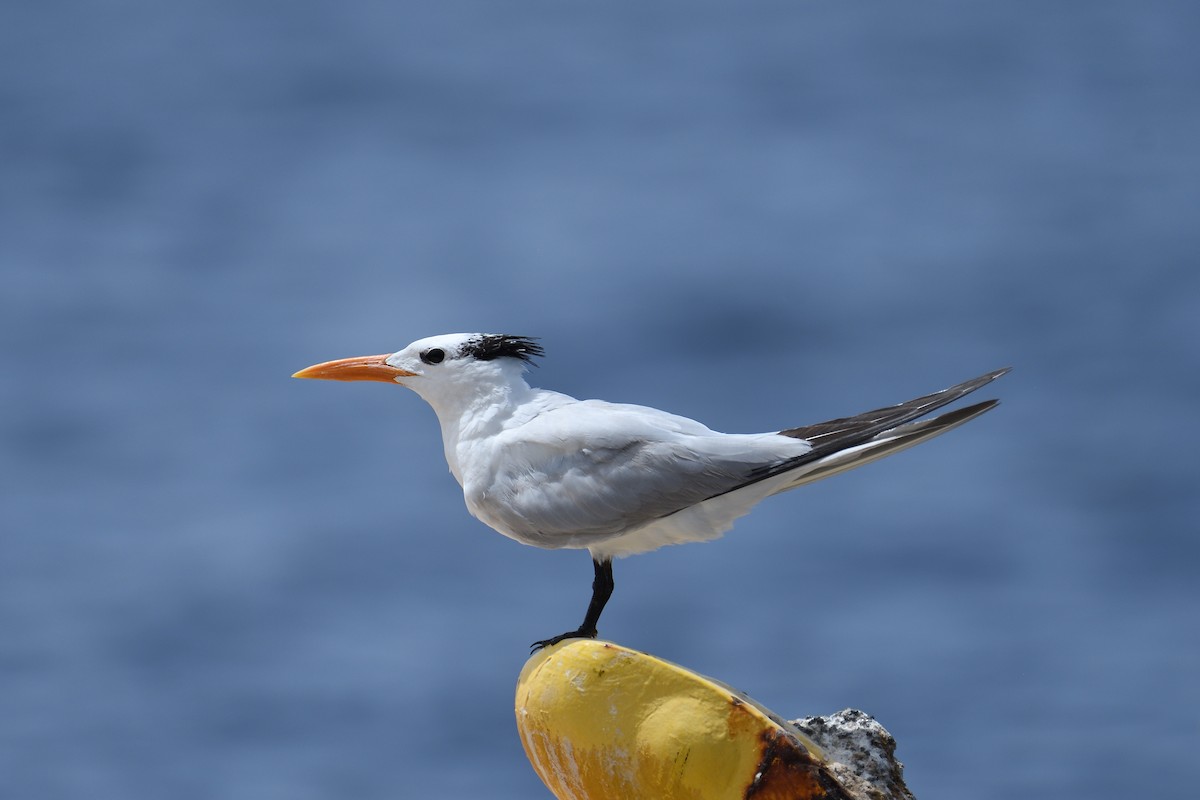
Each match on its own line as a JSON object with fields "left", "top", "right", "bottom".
{"left": 420, "top": 348, "right": 445, "bottom": 365}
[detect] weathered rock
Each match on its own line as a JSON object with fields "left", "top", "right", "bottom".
{"left": 792, "top": 710, "right": 914, "bottom": 800}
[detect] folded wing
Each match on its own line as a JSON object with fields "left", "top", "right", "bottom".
{"left": 469, "top": 368, "right": 1008, "bottom": 553}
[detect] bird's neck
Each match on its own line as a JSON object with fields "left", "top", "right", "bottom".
{"left": 421, "top": 371, "right": 536, "bottom": 484}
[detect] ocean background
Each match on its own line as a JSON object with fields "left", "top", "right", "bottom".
{"left": 2, "top": 2, "right": 1197, "bottom": 798}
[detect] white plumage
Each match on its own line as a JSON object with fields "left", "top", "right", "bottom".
{"left": 295, "top": 332, "right": 1007, "bottom": 648}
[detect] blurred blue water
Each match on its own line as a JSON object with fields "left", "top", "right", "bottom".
{"left": 2, "top": 1, "right": 1198, "bottom": 798}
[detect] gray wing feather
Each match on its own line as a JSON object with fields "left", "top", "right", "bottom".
{"left": 671, "top": 367, "right": 1009, "bottom": 509}
{"left": 777, "top": 399, "right": 1000, "bottom": 488}
{"left": 778, "top": 367, "right": 1009, "bottom": 449}
{"left": 478, "top": 435, "right": 780, "bottom": 547}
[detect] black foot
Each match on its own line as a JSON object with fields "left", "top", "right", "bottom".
{"left": 530, "top": 627, "right": 597, "bottom": 653}
{"left": 530, "top": 559, "right": 613, "bottom": 653}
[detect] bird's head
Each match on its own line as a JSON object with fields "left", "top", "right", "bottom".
{"left": 293, "top": 333, "right": 544, "bottom": 410}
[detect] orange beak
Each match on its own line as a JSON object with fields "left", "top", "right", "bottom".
{"left": 292, "top": 354, "right": 417, "bottom": 383}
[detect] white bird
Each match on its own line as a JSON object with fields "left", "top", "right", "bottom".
{"left": 294, "top": 333, "right": 1007, "bottom": 650}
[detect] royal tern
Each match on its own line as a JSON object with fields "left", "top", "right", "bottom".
{"left": 294, "top": 333, "right": 1007, "bottom": 650}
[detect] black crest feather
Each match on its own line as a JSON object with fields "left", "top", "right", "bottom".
{"left": 461, "top": 334, "right": 544, "bottom": 364}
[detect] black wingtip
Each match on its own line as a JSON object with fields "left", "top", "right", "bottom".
{"left": 948, "top": 366, "right": 1011, "bottom": 396}
{"left": 985, "top": 366, "right": 1013, "bottom": 381}
{"left": 779, "top": 366, "right": 1009, "bottom": 446}
{"left": 913, "top": 397, "right": 1001, "bottom": 429}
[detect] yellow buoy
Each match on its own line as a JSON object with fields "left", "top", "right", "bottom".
{"left": 515, "top": 640, "right": 852, "bottom": 800}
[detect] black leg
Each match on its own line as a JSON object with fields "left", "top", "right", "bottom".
{"left": 531, "top": 558, "right": 614, "bottom": 652}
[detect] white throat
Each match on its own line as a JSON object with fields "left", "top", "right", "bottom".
{"left": 408, "top": 360, "right": 536, "bottom": 484}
